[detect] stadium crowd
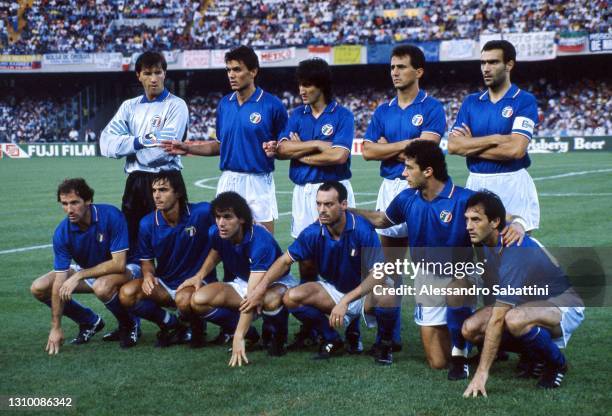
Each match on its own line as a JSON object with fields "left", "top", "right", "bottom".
{"left": 1, "top": 0, "right": 609, "bottom": 53}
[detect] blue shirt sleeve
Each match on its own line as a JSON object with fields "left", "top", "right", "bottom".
{"left": 452, "top": 97, "right": 471, "bottom": 130}
{"left": 422, "top": 100, "right": 446, "bottom": 137}
{"left": 287, "top": 229, "right": 315, "bottom": 262}
{"left": 214, "top": 100, "right": 223, "bottom": 143}
{"left": 496, "top": 248, "right": 529, "bottom": 305}
{"left": 358, "top": 224, "right": 384, "bottom": 271}
{"left": 364, "top": 106, "right": 384, "bottom": 142}
{"left": 331, "top": 108, "right": 354, "bottom": 151}
{"left": 249, "top": 239, "right": 278, "bottom": 273}
{"left": 209, "top": 226, "right": 222, "bottom": 252}
{"left": 511, "top": 93, "right": 538, "bottom": 140}
{"left": 137, "top": 218, "right": 154, "bottom": 261}
{"left": 52, "top": 225, "right": 71, "bottom": 272}
{"left": 109, "top": 208, "right": 129, "bottom": 253}
{"left": 272, "top": 100, "right": 289, "bottom": 140}
{"left": 280, "top": 109, "right": 298, "bottom": 142}
{"left": 385, "top": 191, "right": 408, "bottom": 225}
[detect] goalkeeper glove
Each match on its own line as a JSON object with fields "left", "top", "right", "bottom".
{"left": 133, "top": 128, "right": 175, "bottom": 150}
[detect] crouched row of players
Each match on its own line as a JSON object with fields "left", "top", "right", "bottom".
{"left": 32, "top": 141, "right": 584, "bottom": 396}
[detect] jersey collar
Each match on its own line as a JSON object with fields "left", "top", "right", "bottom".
{"left": 389, "top": 89, "right": 427, "bottom": 107}
{"left": 478, "top": 84, "right": 520, "bottom": 101}
{"left": 304, "top": 100, "right": 338, "bottom": 114}
{"left": 140, "top": 88, "right": 170, "bottom": 104}
{"left": 417, "top": 179, "right": 455, "bottom": 201}
{"left": 229, "top": 87, "right": 264, "bottom": 103}
{"left": 154, "top": 204, "right": 191, "bottom": 227}
{"left": 320, "top": 211, "right": 355, "bottom": 238}
{"left": 69, "top": 205, "right": 98, "bottom": 231}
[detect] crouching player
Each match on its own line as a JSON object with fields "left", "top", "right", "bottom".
{"left": 31, "top": 178, "right": 140, "bottom": 354}
{"left": 242, "top": 181, "right": 400, "bottom": 364}
{"left": 462, "top": 191, "right": 584, "bottom": 396}
{"left": 119, "top": 171, "right": 217, "bottom": 348}
{"left": 179, "top": 192, "right": 296, "bottom": 365}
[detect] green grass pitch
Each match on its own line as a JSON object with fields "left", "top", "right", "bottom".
{"left": 1, "top": 153, "right": 611, "bottom": 415}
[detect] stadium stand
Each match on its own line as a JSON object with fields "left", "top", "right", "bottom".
{"left": 2, "top": 0, "right": 609, "bottom": 53}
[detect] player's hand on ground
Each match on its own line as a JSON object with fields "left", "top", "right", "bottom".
{"left": 59, "top": 275, "right": 80, "bottom": 301}
{"left": 262, "top": 140, "right": 278, "bottom": 158}
{"left": 501, "top": 222, "right": 525, "bottom": 246}
{"left": 142, "top": 275, "right": 159, "bottom": 295}
{"left": 229, "top": 337, "right": 249, "bottom": 367}
{"left": 329, "top": 301, "right": 348, "bottom": 328}
{"left": 161, "top": 140, "right": 188, "bottom": 155}
{"left": 240, "top": 285, "right": 265, "bottom": 313}
{"left": 463, "top": 372, "right": 488, "bottom": 398}
{"left": 176, "top": 275, "right": 203, "bottom": 292}
{"left": 45, "top": 327, "right": 64, "bottom": 355}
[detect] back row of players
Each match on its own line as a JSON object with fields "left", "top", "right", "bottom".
{"left": 32, "top": 42, "right": 584, "bottom": 397}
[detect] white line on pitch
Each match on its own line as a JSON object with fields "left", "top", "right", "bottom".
{"left": 0, "top": 243, "right": 52, "bottom": 255}
{"left": 534, "top": 168, "right": 612, "bottom": 181}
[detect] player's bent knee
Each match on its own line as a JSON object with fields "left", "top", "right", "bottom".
{"left": 119, "top": 280, "right": 141, "bottom": 308}
{"left": 263, "top": 291, "right": 283, "bottom": 311}
{"left": 461, "top": 318, "right": 480, "bottom": 342}
{"left": 175, "top": 289, "right": 193, "bottom": 313}
{"left": 30, "top": 277, "right": 49, "bottom": 300}
{"left": 282, "top": 288, "right": 302, "bottom": 309}
{"left": 92, "top": 278, "right": 115, "bottom": 300}
{"left": 427, "top": 355, "right": 448, "bottom": 370}
{"left": 504, "top": 309, "right": 528, "bottom": 336}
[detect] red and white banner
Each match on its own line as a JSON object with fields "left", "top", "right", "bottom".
{"left": 257, "top": 47, "right": 296, "bottom": 64}
{"left": 183, "top": 50, "right": 211, "bottom": 69}
{"left": 0, "top": 144, "right": 30, "bottom": 158}
{"left": 307, "top": 45, "right": 332, "bottom": 63}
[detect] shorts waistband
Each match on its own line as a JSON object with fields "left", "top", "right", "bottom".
{"left": 468, "top": 168, "right": 527, "bottom": 178}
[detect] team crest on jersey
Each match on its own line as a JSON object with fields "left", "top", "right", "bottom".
{"left": 249, "top": 112, "right": 262, "bottom": 124}
{"left": 501, "top": 106, "right": 513, "bottom": 118}
{"left": 150, "top": 115, "right": 162, "bottom": 128}
{"left": 412, "top": 114, "right": 424, "bottom": 126}
{"left": 185, "top": 226, "right": 197, "bottom": 237}
{"left": 98, "top": 233, "right": 105, "bottom": 243}
{"left": 439, "top": 210, "right": 453, "bottom": 223}
{"left": 321, "top": 124, "right": 334, "bottom": 136}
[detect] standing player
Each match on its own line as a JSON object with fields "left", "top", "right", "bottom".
{"left": 100, "top": 51, "right": 188, "bottom": 264}
{"left": 448, "top": 40, "right": 540, "bottom": 231}
{"left": 275, "top": 58, "right": 359, "bottom": 350}
{"left": 351, "top": 141, "right": 525, "bottom": 376}
{"left": 361, "top": 44, "right": 446, "bottom": 353}
{"left": 462, "top": 191, "right": 584, "bottom": 396}
{"left": 163, "top": 45, "right": 287, "bottom": 234}
{"left": 242, "top": 181, "right": 400, "bottom": 365}
{"left": 31, "top": 178, "right": 140, "bottom": 354}
{"left": 178, "top": 192, "right": 296, "bottom": 363}
{"left": 119, "top": 171, "right": 217, "bottom": 347}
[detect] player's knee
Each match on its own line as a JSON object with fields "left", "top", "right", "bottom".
{"left": 119, "top": 281, "right": 140, "bottom": 308}
{"left": 263, "top": 290, "right": 283, "bottom": 311}
{"left": 504, "top": 309, "right": 527, "bottom": 336}
{"left": 461, "top": 318, "right": 481, "bottom": 342}
{"left": 92, "top": 278, "right": 115, "bottom": 301}
{"left": 190, "top": 289, "right": 210, "bottom": 310}
{"left": 175, "top": 289, "right": 193, "bottom": 313}
{"left": 427, "top": 355, "right": 448, "bottom": 370}
{"left": 282, "top": 288, "right": 301, "bottom": 309}
{"left": 30, "top": 277, "right": 48, "bottom": 300}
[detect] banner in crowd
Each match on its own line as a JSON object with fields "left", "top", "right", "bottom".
{"left": 256, "top": 47, "right": 296, "bottom": 64}
{"left": 367, "top": 42, "right": 439, "bottom": 64}
{"left": 589, "top": 33, "right": 612, "bottom": 53}
{"left": 333, "top": 45, "right": 363, "bottom": 65}
{"left": 0, "top": 55, "right": 42, "bottom": 70}
{"left": 439, "top": 39, "right": 477, "bottom": 61}
{"left": 528, "top": 136, "right": 611, "bottom": 153}
{"left": 42, "top": 53, "right": 93, "bottom": 65}
{"left": 381, "top": 8, "right": 422, "bottom": 18}
{"left": 163, "top": 50, "right": 180, "bottom": 64}
{"left": 0, "top": 143, "right": 98, "bottom": 158}
{"left": 210, "top": 49, "right": 230, "bottom": 68}
{"left": 93, "top": 53, "right": 124, "bottom": 69}
{"left": 480, "top": 32, "right": 556, "bottom": 61}
{"left": 182, "top": 50, "right": 211, "bottom": 68}
{"left": 558, "top": 31, "right": 588, "bottom": 53}
{"left": 307, "top": 45, "right": 332, "bottom": 63}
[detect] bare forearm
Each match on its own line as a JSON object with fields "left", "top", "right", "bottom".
{"left": 349, "top": 208, "right": 392, "bottom": 229}
{"left": 187, "top": 141, "right": 220, "bottom": 156}
{"left": 141, "top": 260, "right": 156, "bottom": 279}
{"left": 78, "top": 255, "right": 126, "bottom": 280}
{"left": 277, "top": 140, "right": 323, "bottom": 159}
{"left": 476, "top": 308, "right": 507, "bottom": 375}
{"left": 300, "top": 148, "right": 348, "bottom": 166}
{"left": 473, "top": 135, "right": 527, "bottom": 160}
{"left": 447, "top": 135, "right": 499, "bottom": 157}
{"left": 51, "top": 273, "right": 67, "bottom": 328}
{"left": 362, "top": 141, "right": 406, "bottom": 161}
{"left": 259, "top": 255, "right": 292, "bottom": 289}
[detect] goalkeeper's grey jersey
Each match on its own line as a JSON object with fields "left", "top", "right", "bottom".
{"left": 100, "top": 89, "right": 188, "bottom": 173}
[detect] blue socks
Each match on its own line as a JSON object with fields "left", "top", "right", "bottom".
{"left": 43, "top": 298, "right": 98, "bottom": 326}
{"left": 519, "top": 326, "right": 565, "bottom": 367}
{"left": 104, "top": 293, "right": 134, "bottom": 327}
{"left": 129, "top": 299, "right": 177, "bottom": 329}
{"left": 374, "top": 306, "right": 400, "bottom": 343}
{"left": 290, "top": 305, "right": 340, "bottom": 342}
{"left": 203, "top": 307, "right": 240, "bottom": 334}
{"left": 447, "top": 306, "right": 473, "bottom": 356}
{"left": 262, "top": 306, "right": 289, "bottom": 340}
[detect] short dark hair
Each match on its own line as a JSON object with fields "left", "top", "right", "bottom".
{"left": 225, "top": 45, "right": 259, "bottom": 71}
{"left": 482, "top": 40, "right": 517, "bottom": 64}
{"left": 57, "top": 178, "right": 94, "bottom": 202}
{"left": 135, "top": 51, "right": 167, "bottom": 73}
{"left": 296, "top": 58, "right": 333, "bottom": 103}
{"left": 211, "top": 192, "right": 253, "bottom": 230}
{"left": 391, "top": 44, "right": 425, "bottom": 70}
{"left": 466, "top": 191, "right": 506, "bottom": 231}
{"left": 152, "top": 170, "right": 188, "bottom": 213}
{"left": 403, "top": 140, "right": 449, "bottom": 182}
{"left": 318, "top": 181, "right": 348, "bottom": 203}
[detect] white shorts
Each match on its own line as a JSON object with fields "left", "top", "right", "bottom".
{"left": 157, "top": 277, "right": 209, "bottom": 301}
{"left": 291, "top": 180, "right": 356, "bottom": 238}
{"left": 466, "top": 168, "right": 540, "bottom": 231}
{"left": 375, "top": 178, "right": 409, "bottom": 238}
{"left": 216, "top": 170, "right": 278, "bottom": 223}
{"left": 317, "top": 280, "right": 376, "bottom": 328}
{"left": 72, "top": 263, "right": 141, "bottom": 289}
{"left": 554, "top": 306, "right": 584, "bottom": 348}
{"left": 227, "top": 275, "right": 298, "bottom": 300}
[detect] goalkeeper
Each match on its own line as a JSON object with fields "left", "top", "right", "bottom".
{"left": 100, "top": 51, "right": 189, "bottom": 263}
